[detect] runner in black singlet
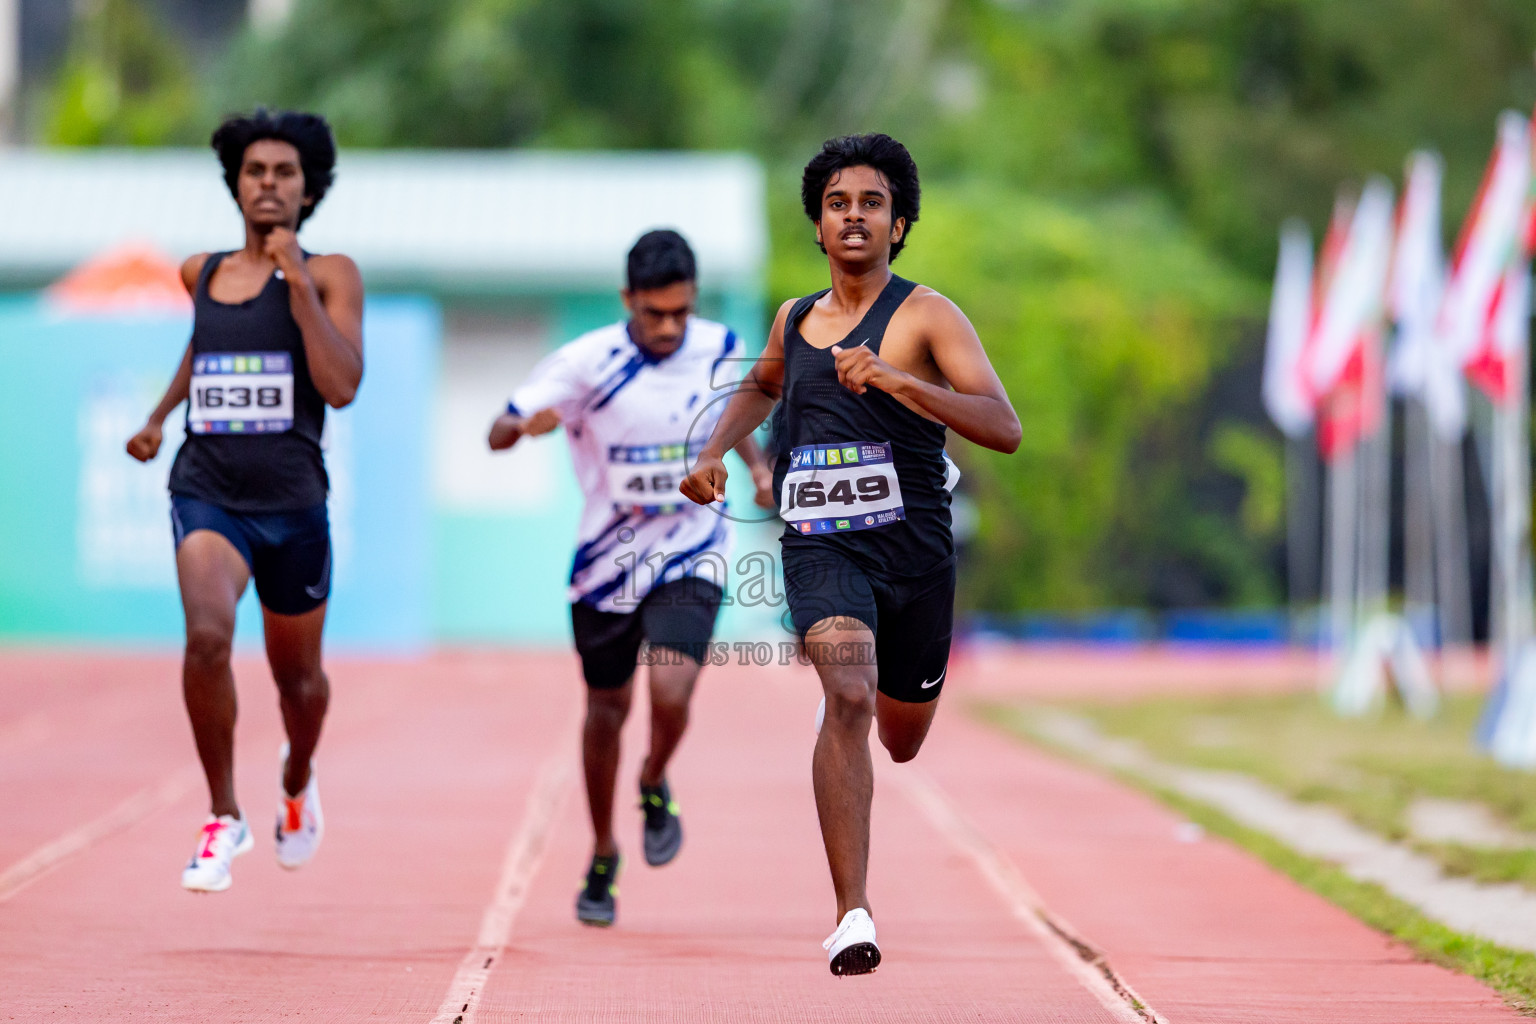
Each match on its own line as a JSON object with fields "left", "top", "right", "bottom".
{"left": 125, "top": 109, "right": 364, "bottom": 893}
{"left": 681, "top": 134, "right": 1020, "bottom": 975}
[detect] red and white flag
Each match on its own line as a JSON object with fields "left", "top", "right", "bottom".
{"left": 1262, "top": 219, "right": 1314, "bottom": 438}
{"left": 1303, "top": 177, "right": 1395, "bottom": 458}
{"left": 1387, "top": 151, "right": 1465, "bottom": 438}
{"left": 1442, "top": 110, "right": 1533, "bottom": 405}
{"left": 1477, "top": 261, "right": 1532, "bottom": 406}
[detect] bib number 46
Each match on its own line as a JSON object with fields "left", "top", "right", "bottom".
{"left": 623, "top": 471, "right": 676, "bottom": 495}
{"left": 784, "top": 475, "right": 890, "bottom": 510}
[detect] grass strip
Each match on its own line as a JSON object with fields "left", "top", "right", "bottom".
{"left": 1054, "top": 691, "right": 1536, "bottom": 888}
{"left": 978, "top": 702, "right": 1536, "bottom": 1016}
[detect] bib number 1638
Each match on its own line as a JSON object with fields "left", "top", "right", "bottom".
{"left": 188, "top": 351, "right": 295, "bottom": 434}
{"left": 194, "top": 385, "right": 286, "bottom": 410}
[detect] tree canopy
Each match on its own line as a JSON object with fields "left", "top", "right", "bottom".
{"left": 37, "top": 0, "right": 1536, "bottom": 611}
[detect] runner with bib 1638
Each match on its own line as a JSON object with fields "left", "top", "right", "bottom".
{"left": 125, "top": 110, "right": 364, "bottom": 894}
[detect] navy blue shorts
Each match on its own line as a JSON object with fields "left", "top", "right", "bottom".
{"left": 170, "top": 494, "right": 331, "bottom": 615}
{"left": 782, "top": 546, "right": 954, "bottom": 703}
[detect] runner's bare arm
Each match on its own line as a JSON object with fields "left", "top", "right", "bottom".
{"left": 680, "top": 300, "right": 792, "bottom": 504}
{"left": 487, "top": 407, "right": 562, "bottom": 451}
{"left": 127, "top": 341, "right": 195, "bottom": 462}
{"left": 730, "top": 432, "right": 777, "bottom": 510}
{"left": 179, "top": 253, "right": 209, "bottom": 296}
{"left": 831, "top": 293, "right": 1020, "bottom": 454}
{"left": 265, "top": 230, "right": 365, "bottom": 408}
{"left": 490, "top": 340, "right": 588, "bottom": 451}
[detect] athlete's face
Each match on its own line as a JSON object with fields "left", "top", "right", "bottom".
{"left": 815, "top": 165, "right": 905, "bottom": 265}
{"left": 237, "top": 138, "right": 309, "bottom": 230}
{"left": 623, "top": 279, "right": 697, "bottom": 359}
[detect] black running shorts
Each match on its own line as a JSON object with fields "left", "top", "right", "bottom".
{"left": 570, "top": 576, "right": 724, "bottom": 690}
{"left": 782, "top": 544, "right": 954, "bottom": 703}
{"left": 170, "top": 494, "right": 331, "bottom": 615}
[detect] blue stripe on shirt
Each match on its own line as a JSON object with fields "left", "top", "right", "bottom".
{"left": 589, "top": 351, "right": 649, "bottom": 412}
{"left": 710, "top": 329, "right": 739, "bottom": 381}
{"left": 652, "top": 520, "right": 727, "bottom": 586}
{"left": 569, "top": 511, "right": 633, "bottom": 583}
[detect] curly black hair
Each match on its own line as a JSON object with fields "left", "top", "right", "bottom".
{"left": 627, "top": 229, "right": 697, "bottom": 291}
{"left": 211, "top": 109, "right": 337, "bottom": 227}
{"left": 800, "top": 133, "right": 921, "bottom": 260}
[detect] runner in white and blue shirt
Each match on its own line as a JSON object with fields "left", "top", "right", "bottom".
{"left": 508, "top": 317, "right": 743, "bottom": 613}
{"left": 487, "top": 230, "right": 772, "bottom": 928}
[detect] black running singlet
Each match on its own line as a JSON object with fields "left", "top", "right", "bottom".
{"left": 167, "top": 252, "right": 329, "bottom": 512}
{"left": 774, "top": 275, "right": 952, "bottom": 576}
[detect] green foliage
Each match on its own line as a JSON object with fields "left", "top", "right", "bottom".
{"left": 896, "top": 186, "right": 1259, "bottom": 608}
{"left": 40, "top": 0, "right": 1536, "bottom": 610}
{"left": 1210, "top": 421, "right": 1285, "bottom": 540}
{"left": 218, "top": 0, "right": 539, "bottom": 148}
{"left": 214, "top": 0, "right": 908, "bottom": 151}
{"left": 41, "top": 0, "right": 204, "bottom": 146}
{"left": 1040, "top": 0, "right": 1536, "bottom": 272}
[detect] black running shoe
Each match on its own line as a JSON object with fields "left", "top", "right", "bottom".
{"left": 640, "top": 779, "right": 683, "bottom": 867}
{"left": 575, "top": 853, "right": 620, "bottom": 926}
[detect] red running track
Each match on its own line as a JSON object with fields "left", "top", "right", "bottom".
{"left": 0, "top": 647, "right": 1519, "bottom": 1022}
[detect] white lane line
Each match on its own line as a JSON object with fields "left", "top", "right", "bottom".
{"left": 0, "top": 765, "right": 202, "bottom": 903}
{"left": 430, "top": 735, "right": 576, "bottom": 1024}
{"left": 892, "top": 763, "right": 1166, "bottom": 1024}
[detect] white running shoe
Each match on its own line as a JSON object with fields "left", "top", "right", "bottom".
{"left": 181, "top": 814, "right": 253, "bottom": 892}
{"left": 815, "top": 696, "right": 826, "bottom": 735}
{"left": 823, "top": 907, "right": 881, "bottom": 976}
{"left": 275, "top": 744, "right": 324, "bottom": 870}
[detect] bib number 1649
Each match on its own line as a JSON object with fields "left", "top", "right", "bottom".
{"left": 784, "top": 475, "right": 890, "bottom": 510}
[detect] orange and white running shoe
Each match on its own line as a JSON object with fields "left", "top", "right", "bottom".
{"left": 275, "top": 744, "right": 324, "bottom": 870}
{"left": 181, "top": 814, "right": 253, "bottom": 892}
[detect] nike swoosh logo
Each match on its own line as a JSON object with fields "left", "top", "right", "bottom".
{"left": 305, "top": 547, "right": 332, "bottom": 600}
{"left": 919, "top": 669, "right": 946, "bottom": 690}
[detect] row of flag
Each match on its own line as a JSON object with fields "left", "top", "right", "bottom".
{"left": 1264, "top": 109, "right": 1536, "bottom": 456}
